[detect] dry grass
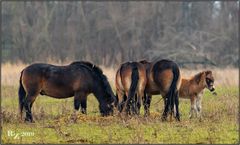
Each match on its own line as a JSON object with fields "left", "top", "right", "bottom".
{"left": 1, "top": 62, "right": 26, "bottom": 86}
{"left": 180, "top": 68, "right": 239, "bottom": 88}
{"left": 1, "top": 62, "right": 238, "bottom": 87}
{"left": 1, "top": 62, "right": 239, "bottom": 144}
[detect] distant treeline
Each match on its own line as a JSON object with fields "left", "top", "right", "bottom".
{"left": 2, "top": 1, "right": 239, "bottom": 68}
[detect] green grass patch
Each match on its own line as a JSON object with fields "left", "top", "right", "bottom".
{"left": 1, "top": 85, "right": 239, "bottom": 144}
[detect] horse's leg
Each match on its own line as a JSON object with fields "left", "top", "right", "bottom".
{"left": 122, "top": 92, "right": 132, "bottom": 116}
{"left": 129, "top": 94, "right": 134, "bottom": 115}
{"left": 74, "top": 93, "right": 81, "bottom": 111}
{"left": 74, "top": 92, "right": 87, "bottom": 114}
{"left": 143, "top": 93, "right": 147, "bottom": 116}
{"left": 136, "top": 94, "right": 141, "bottom": 115}
{"left": 24, "top": 93, "right": 37, "bottom": 123}
{"left": 129, "top": 94, "right": 135, "bottom": 115}
{"left": 80, "top": 95, "right": 87, "bottom": 114}
{"left": 132, "top": 94, "right": 136, "bottom": 115}
{"left": 189, "top": 95, "right": 197, "bottom": 119}
{"left": 119, "top": 91, "right": 130, "bottom": 116}
{"left": 131, "top": 94, "right": 138, "bottom": 115}
{"left": 143, "top": 94, "right": 152, "bottom": 117}
{"left": 161, "top": 96, "right": 169, "bottom": 121}
{"left": 196, "top": 93, "right": 203, "bottom": 120}
{"left": 174, "top": 91, "right": 180, "bottom": 121}
{"left": 70, "top": 92, "right": 82, "bottom": 121}
{"left": 117, "top": 91, "right": 125, "bottom": 113}
{"left": 170, "top": 94, "right": 175, "bottom": 122}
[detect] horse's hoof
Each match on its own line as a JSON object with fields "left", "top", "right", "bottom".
{"left": 175, "top": 117, "right": 180, "bottom": 122}
{"left": 161, "top": 116, "right": 167, "bottom": 122}
{"left": 144, "top": 111, "right": 150, "bottom": 117}
{"left": 189, "top": 115, "right": 193, "bottom": 119}
{"left": 81, "top": 110, "right": 87, "bottom": 115}
{"left": 24, "top": 119, "right": 35, "bottom": 123}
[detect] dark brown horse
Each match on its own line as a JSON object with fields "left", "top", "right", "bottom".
{"left": 18, "top": 61, "right": 116, "bottom": 122}
{"left": 115, "top": 62, "right": 147, "bottom": 115}
{"left": 139, "top": 59, "right": 181, "bottom": 121}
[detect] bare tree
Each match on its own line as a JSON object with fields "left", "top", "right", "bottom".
{"left": 2, "top": 1, "right": 238, "bottom": 68}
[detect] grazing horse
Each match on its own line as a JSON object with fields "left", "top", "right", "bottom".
{"left": 18, "top": 61, "right": 116, "bottom": 122}
{"left": 139, "top": 59, "right": 181, "bottom": 121}
{"left": 115, "top": 62, "right": 147, "bottom": 115}
{"left": 179, "top": 70, "right": 216, "bottom": 120}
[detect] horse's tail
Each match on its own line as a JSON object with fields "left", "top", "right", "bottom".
{"left": 166, "top": 63, "right": 180, "bottom": 115}
{"left": 18, "top": 70, "right": 26, "bottom": 120}
{"left": 128, "top": 62, "right": 139, "bottom": 103}
{"left": 114, "top": 93, "right": 119, "bottom": 107}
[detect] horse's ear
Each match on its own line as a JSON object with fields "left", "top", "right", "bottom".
{"left": 195, "top": 72, "right": 204, "bottom": 84}
{"left": 205, "top": 70, "right": 212, "bottom": 76}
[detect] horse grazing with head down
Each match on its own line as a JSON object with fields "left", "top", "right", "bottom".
{"left": 18, "top": 61, "right": 116, "bottom": 122}
{"left": 179, "top": 70, "right": 216, "bottom": 120}
{"left": 139, "top": 59, "right": 181, "bottom": 121}
{"left": 115, "top": 61, "right": 147, "bottom": 116}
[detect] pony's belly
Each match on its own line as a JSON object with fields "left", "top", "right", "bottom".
{"left": 41, "top": 90, "right": 74, "bottom": 98}
{"left": 145, "top": 82, "right": 161, "bottom": 95}
{"left": 43, "top": 94, "right": 73, "bottom": 99}
{"left": 179, "top": 95, "right": 190, "bottom": 99}
{"left": 41, "top": 83, "right": 74, "bottom": 98}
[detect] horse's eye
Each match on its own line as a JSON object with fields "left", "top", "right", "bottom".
{"left": 206, "top": 78, "right": 214, "bottom": 84}
{"left": 206, "top": 78, "right": 210, "bottom": 83}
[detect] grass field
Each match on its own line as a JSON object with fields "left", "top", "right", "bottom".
{"left": 1, "top": 63, "right": 239, "bottom": 144}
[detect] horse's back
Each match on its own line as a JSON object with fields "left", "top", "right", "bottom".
{"left": 116, "top": 62, "right": 146, "bottom": 93}
{"left": 22, "top": 63, "right": 69, "bottom": 83}
{"left": 21, "top": 62, "right": 94, "bottom": 98}
{"left": 145, "top": 59, "right": 181, "bottom": 95}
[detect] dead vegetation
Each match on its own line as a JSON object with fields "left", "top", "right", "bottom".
{"left": 1, "top": 63, "right": 239, "bottom": 144}
{"left": 1, "top": 62, "right": 238, "bottom": 87}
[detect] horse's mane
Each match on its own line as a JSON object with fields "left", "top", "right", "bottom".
{"left": 71, "top": 61, "right": 95, "bottom": 69}
{"left": 192, "top": 71, "right": 204, "bottom": 84}
{"left": 70, "top": 61, "right": 113, "bottom": 97}
{"left": 139, "top": 59, "right": 150, "bottom": 64}
{"left": 120, "top": 61, "right": 132, "bottom": 66}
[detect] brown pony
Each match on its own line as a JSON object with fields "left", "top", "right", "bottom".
{"left": 18, "top": 61, "right": 116, "bottom": 122}
{"left": 179, "top": 70, "right": 216, "bottom": 120}
{"left": 115, "top": 62, "right": 147, "bottom": 115}
{"left": 139, "top": 59, "right": 181, "bottom": 121}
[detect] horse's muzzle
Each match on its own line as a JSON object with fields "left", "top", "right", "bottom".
{"left": 209, "top": 87, "right": 215, "bottom": 92}
{"left": 209, "top": 86, "right": 217, "bottom": 95}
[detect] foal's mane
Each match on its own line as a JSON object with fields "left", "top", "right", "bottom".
{"left": 192, "top": 71, "right": 204, "bottom": 84}
{"left": 70, "top": 61, "right": 113, "bottom": 97}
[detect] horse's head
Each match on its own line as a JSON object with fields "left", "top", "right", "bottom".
{"left": 98, "top": 75, "right": 116, "bottom": 116}
{"left": 99, "top": 104, "right": 113, "bottom": 117}
{"left": 204, "top": 70, "right": 216, "bottom": 94}
{"left": 195, "top": 70, "right": 217, "bottom": 95}
{"left": 99, "top": 92, "right": 116, "bottom": 116}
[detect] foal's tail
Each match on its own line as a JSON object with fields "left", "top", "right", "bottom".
{"left": 166, "top": 63, "right": 180, "bottom": 115}
{"left": 18, "top": 70, "right": 26, "bottom": 120}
